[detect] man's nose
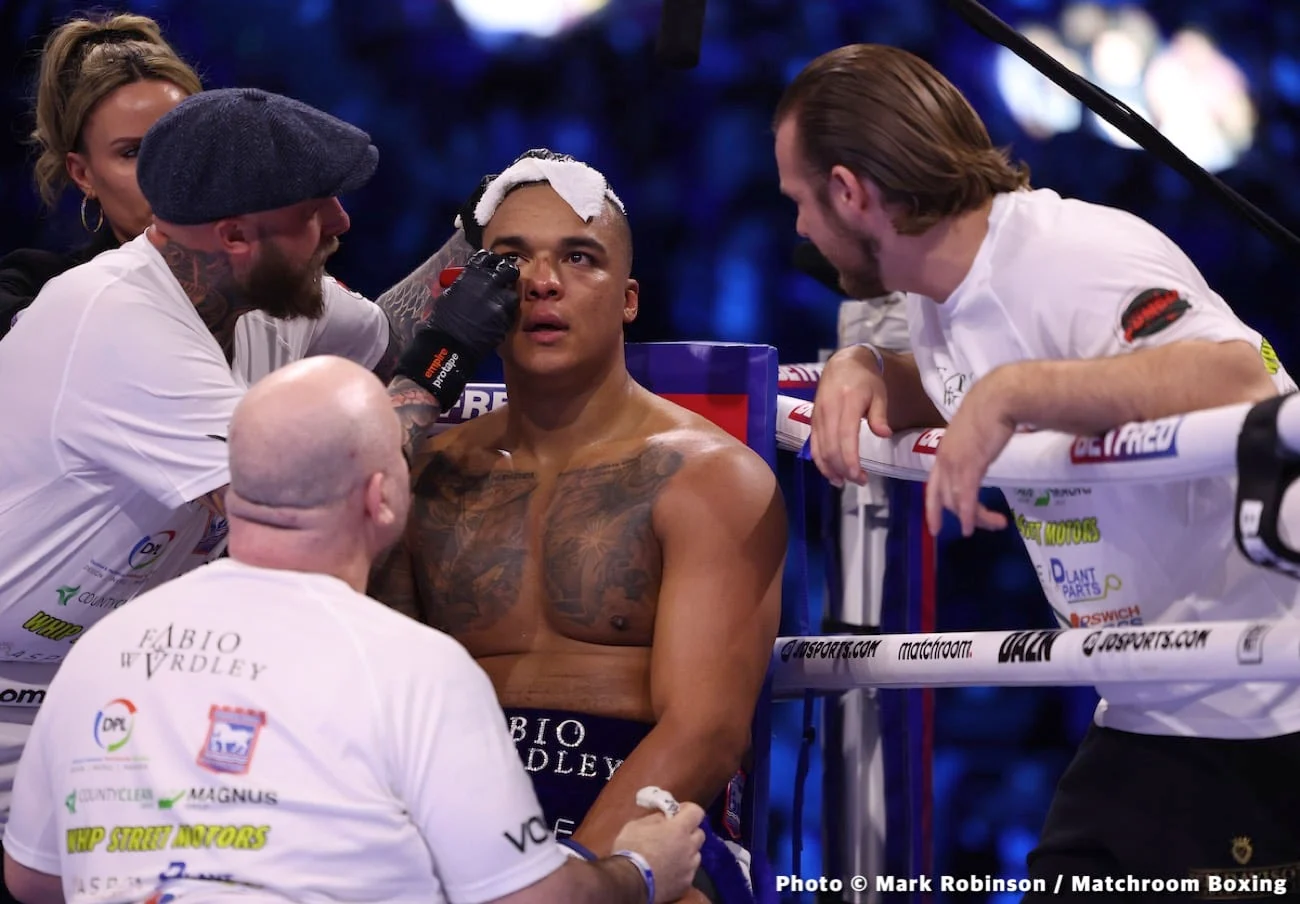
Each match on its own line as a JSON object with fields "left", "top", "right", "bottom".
{"left": 321, "top": 197, "right": 350, "bottom": 236}
{"left": 521, "top": 256, "right": 561, "bottom": 299}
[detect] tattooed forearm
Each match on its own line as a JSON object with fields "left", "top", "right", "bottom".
{"left": 388, "top": 375, "right": 441, "bottom": 460}
{"left": 376, "top": 229, "right": 475, "bottom": 350}
{"left": 157, "top": 239, "right": 251, "bottom": 363}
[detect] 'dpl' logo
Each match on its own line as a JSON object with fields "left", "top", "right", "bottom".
{"left": 94, "top": 698, "right": 137, "bottom": 752}
{"left": 129, "top": 531, "right": 176, "bottom": 570}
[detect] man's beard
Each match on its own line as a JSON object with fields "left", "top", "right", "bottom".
{"left": 242, "top": 240, "right": 333, "bottom": 321}
{"left": 824, "top": 205, "right": 888, "bottom": 299}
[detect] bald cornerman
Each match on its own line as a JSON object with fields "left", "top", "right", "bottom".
{"left": 5, "top": 355, "right": 704, "bottom": 904}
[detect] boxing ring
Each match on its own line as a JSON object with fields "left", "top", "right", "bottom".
{"left": 432, "top": 342, "right": 1300, "bottom": 903}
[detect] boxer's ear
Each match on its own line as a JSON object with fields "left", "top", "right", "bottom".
{"left": 622, "top": 280, "right": 639, "bottom": 323}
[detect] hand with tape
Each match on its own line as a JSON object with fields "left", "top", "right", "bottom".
{"left": 395, "top": 250, "right": 519, "bottom": 412}
{"left": 608, "top": 788, "right": 705, "bottom": 903}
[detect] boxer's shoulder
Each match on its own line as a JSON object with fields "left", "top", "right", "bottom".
{"left": 412, "top": 408, "right": 509, "bottom": 485}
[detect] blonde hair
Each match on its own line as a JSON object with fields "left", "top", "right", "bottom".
{"left": 31, "top": 12, "right": 202, "bottom": 208}
{"left": 775, "top": 44, "right": 1030, "bottom": 235}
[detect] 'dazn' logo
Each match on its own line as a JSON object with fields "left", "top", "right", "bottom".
{"left": 94, "top": 698, "right": 137, "bottom": 752}
{"left": 128, "top": 532, "right": 176, "bottom": 571}
{"left": 1120, "top": 288, "right": 1190, "bottom": 343}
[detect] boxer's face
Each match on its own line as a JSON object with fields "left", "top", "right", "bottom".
{"left": 775, "top": 118, "right": 888, "bottom": 299}
{"left": 241, "top": 198, "right": 349, "bottom": 320}
{"left": 484, "top": 184, "right": 638, "bottom": 379}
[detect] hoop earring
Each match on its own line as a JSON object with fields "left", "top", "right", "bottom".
{"left": 80, "top": 194, "right": 103, "bottom": 233}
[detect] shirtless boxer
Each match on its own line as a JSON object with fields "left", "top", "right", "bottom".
{"left": 373, "top": 151, "right": 787, "bottom": 902}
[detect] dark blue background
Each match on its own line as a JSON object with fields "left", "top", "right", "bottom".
{"left": 5, "top": 1, "right": 1298, "bottom": 899}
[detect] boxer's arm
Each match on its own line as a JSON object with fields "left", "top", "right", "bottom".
{"left": 2, "top": 855, "right": 61, "bottom": 904}
{"left": 570, "top": 446, "right": 787, "bottom": 856}
{"left": 978, "top": 339, "right": 1277, "bottom": 435}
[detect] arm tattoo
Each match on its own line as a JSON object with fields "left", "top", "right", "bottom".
{"left": 410, "top": 452, "right": 537, "bottom": 633}
{"left": 388, "top": 375, "right": 441, "bottom": 460}
{"left": 157, "top": 239, "right": 252, "bottom": 363}
{"left": 376, "top": 230, "right": 474, "bottom": 350}
{"left": 542, "top": 447, "right": 685, "bottom": 630}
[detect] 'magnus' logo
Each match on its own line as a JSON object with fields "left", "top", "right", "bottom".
{"left": 94, "top": 698, "right": 137, "bottom": 752}
{"left": 128, "top": 531, "right": 176, "bottom": 570}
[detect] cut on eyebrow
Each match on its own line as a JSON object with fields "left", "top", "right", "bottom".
{"left": 489, "top": 235, "right": 610, "bottom": 257}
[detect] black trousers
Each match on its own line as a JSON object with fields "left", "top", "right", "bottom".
{"left": 1025, "top": 724, "right": 1300, "bottom": 901}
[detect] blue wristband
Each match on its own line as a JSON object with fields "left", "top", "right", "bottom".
{"left": 612, "top": 849, "right": 655, "bottom": 903}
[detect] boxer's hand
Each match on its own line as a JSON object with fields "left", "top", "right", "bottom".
{"left": 811, "top": 345, "right": 890, "bottom": 487}
{"left": 612, "top": 802, "right": 705, "bottom": 903}
{"left": 924, "top": 375, "right": 1012, "bottom": 538}
{"left": 395, "top": 250, "right": 519, "bottom": 411}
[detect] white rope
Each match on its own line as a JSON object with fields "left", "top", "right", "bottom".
{"left": 769, "top": 620, "right": 1294, "bottom": 696}
{"left": 432, "top": 376, "right": 1300, "bottom": 489}
{"left": 775, "top": 395, "right": 1261, "bottom": 488}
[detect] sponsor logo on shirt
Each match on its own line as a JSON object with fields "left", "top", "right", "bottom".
{"left": 1119, "top": 288, "right": 1191, "bottom": 343}
{"left": 1070, "top": 418, "right": 1180, "bottom": 464}
{"left": 1048, "top": 558, "right": 1122, "bottom": 604}
{"left": 197, "top": 706, "right": 267, "bottom": 775}
{"left": 1080, "top": 628, "right": 1210, "bottom": 657}
{"left": 1013, "top": 487, "right": 1092, "bottom": 507}
{"left": 897, "top": 638, "right": 973, "bottom": 661}
{"left": 1014, "top": 514, "right": 1101, "bottom": 546}
{"left": 1067, "top": 605, "right": 1143, "bottom": 628}
{"left": 74, "top": 876, "right": 149, "bottom": 896}
{"left": 779, "top": 638, "right": 882, "bottom": 662}
{"left": 58, "top": 586, "right": 128, "bottom": 610}
{"left": 123, "top": 625, "right": 268, "bottom": 682}
{"left": 94, "top": 699, "right": 137, "bottom": 752}
{"left": 997, "top": 630, "right": 1060, "bottom": 664}
{"left": 128, "top": 531, "right": 177, "bottom": 571}
{"left": 66, "top": 823, "right": 271, "bottom": 855}
{"left": 156, "top": 787, "right": 278, "bottom": 809}
{"left": 503, "top": 816, "right": 550, "bottom": 853}
{"left": 157, "top": 861, "right": 233, "bottom": 883}
{"left": 23, "top": 610, "right": 85, "bottom": 642}
{"left": 69, "top": 787, "right": 155, "bottom": 810}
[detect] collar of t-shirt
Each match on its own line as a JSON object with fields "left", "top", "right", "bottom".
{"left": 924, "top": 189, "right": 1016, "bottom": 319}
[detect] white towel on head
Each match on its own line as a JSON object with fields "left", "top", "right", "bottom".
{"left": 464, "top": 156, "right": 625, "bottom": 232}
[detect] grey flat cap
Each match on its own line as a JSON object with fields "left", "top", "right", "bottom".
{"left": 137, "top": 87, "right": 378, "bottom": 225}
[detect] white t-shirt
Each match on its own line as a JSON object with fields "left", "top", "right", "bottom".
{"left": 4, "top": 558, "right": 565, "bottom": 903}
{"left": 0, "top": 234, "right": 388, "bottom": 818}
{"left": 908, "top": 188, "right": 1300, "bottom": 739}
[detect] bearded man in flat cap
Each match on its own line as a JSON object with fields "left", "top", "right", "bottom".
{"left": 0, "top": 88, "right": 519, "bottom": 823}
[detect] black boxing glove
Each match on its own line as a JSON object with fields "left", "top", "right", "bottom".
{"left": 395, "top": 250, "right": 520, "bottom": 411}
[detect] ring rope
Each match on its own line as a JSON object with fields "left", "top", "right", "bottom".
{"left": 768, "top": 620, "right": 1290, "bottom": 696}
